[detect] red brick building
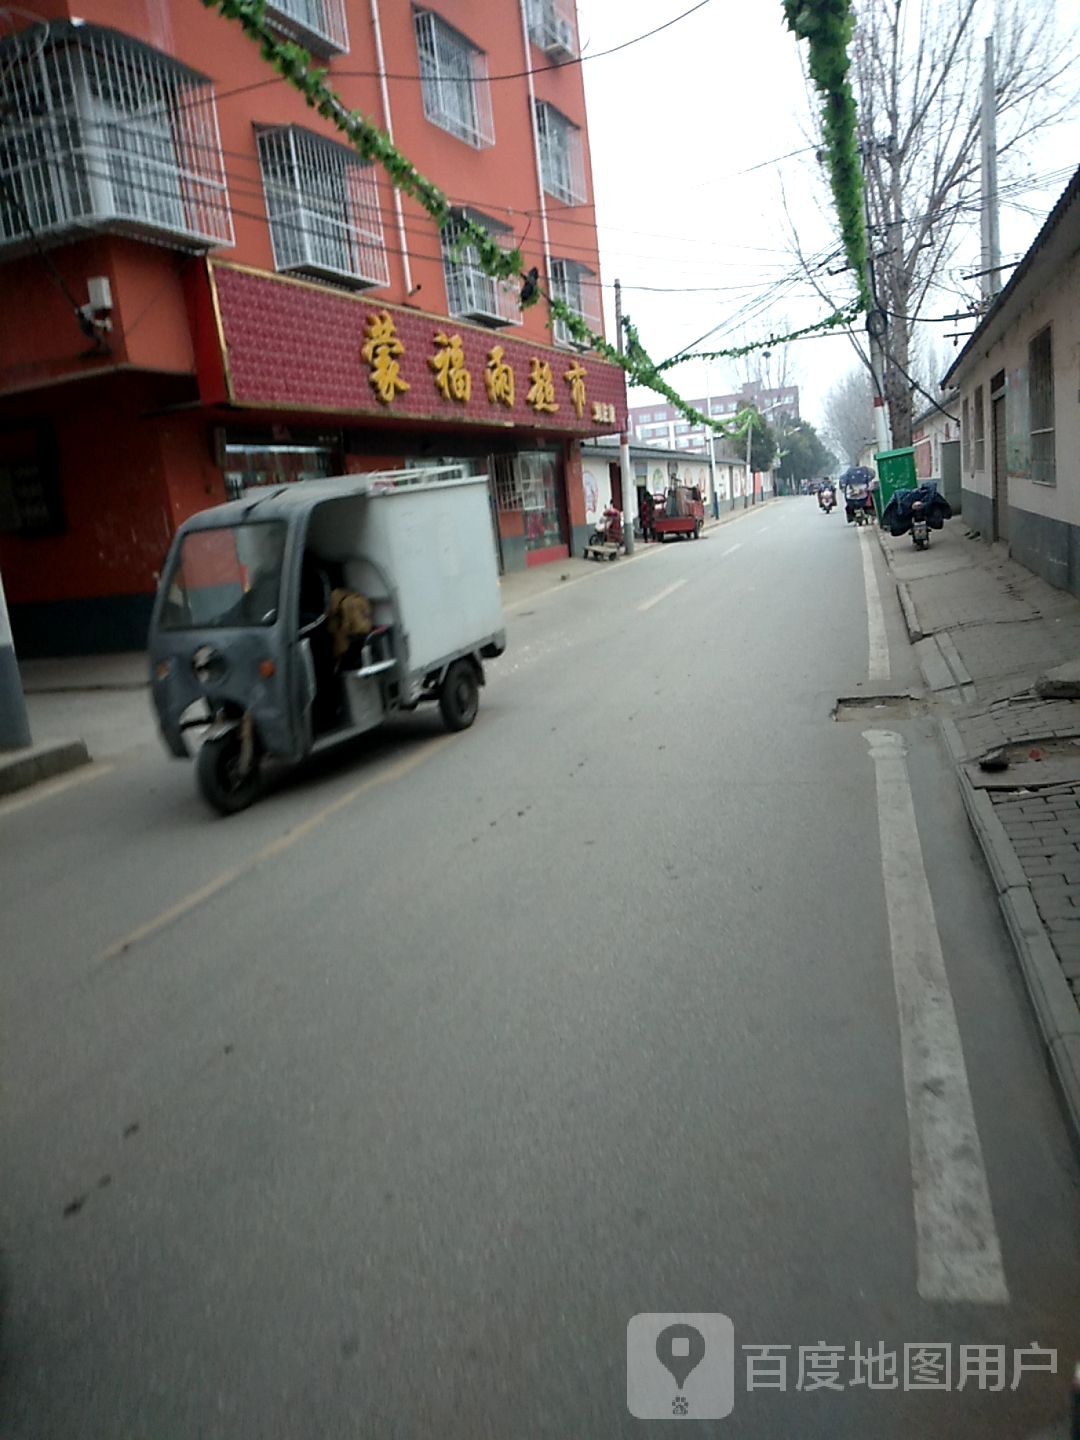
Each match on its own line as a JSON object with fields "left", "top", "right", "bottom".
{"left": 0, "top": 0, "right": 624, "bottom": 654}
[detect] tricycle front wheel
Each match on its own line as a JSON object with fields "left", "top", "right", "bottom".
{"left": 439, "top": 660, "right": 479, "bottom": 732}
{"left": 196, "top": 731, "right": 262, "bottom": 815}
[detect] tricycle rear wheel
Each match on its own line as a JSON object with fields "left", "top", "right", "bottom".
{"left": 439, "top": 660, "right": 479, "bottom": 732}
{"left": 196, "top": 731, "right": 262, "bottom": 815}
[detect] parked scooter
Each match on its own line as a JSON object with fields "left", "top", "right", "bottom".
{"left": 910, "top": 497, "right": 930, "bottom": 549}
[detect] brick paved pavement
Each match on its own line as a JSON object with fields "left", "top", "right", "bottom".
{"left": 992, "top": 787, "right": 1080, "bottom": 1004}
{"left": 877, "top": 520, "right": 1080, "bottom": 1044}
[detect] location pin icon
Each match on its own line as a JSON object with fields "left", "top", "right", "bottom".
{"left": 656, "top": 1323, "right": 707, "bottom": 1390}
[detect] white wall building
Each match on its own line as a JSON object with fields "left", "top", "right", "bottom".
{"left": 942, "top": 166, "right": 1080, "bottom": 590}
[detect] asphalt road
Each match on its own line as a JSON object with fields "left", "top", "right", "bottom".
{"left": 2, "top": 499, "right": 1078, "bottom": 1438}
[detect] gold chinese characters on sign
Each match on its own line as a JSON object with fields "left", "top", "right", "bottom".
{"left": 361, "top": 312, "right": 410, "bottom": 406}
{"left": 591, "top": 401, "right": 617, "bottom": 425}
{"left": 563, "top": 361, "right": 587, "bottom": 419}
{"left": 485, "top": 346, "right": 514, "bottom": 408}
{"left": 526, "top": 358, "right": 559, "bottom": 415}
{"left": 429, "top": 331, "right": 472, "bottom": 404}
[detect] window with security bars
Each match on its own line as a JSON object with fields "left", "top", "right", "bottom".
{"left": 961, "top": 395, "right": 971, "bottom": 473}
{"left": 972, "top": 384, "right": 985, "bottom": 471}
{"left": 265, "top": 0, "right": 348, "bottom": 56}
{"left": 535, "top": 102, "right": 585, "bottom": 205}
{"left": 257, "top": 127, "right": 388, "bottom": 289}
{"left": 491, "top": 455, "right": 522, "bottom": 512}
{"left": 441, "top": 212, "right": 520, "bottom": 327}
{"left": 0, "top": 23, "right": 232, "bottom": 254}
{"left": 1029, "top": 326, "right": 1055, "bottom": 485}
{"left": 549, "top": 258, "right": 599, "bottom": 347}
{"left": 414, "top": 12, "right": 494, "bottom": 148}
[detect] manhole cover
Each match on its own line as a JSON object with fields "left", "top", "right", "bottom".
{"left": 833, "top": 693, "right": 927, "bottom": 721}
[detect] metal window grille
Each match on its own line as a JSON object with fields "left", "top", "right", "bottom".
{"left": 526, "top": 0, "right": 578, "bottom": 59}
{"left": 258, "top": 127, "right": 388, "bottom": 289}
{"left": 549, "top": 258, "right": 599, "bottom": 347}
{"left": 961, "top": 395, "right": 971, "bottom": 473}
{"left": 492, "top": 455, "right": 522, "bottom": 512}
{"left": 1029, "top": 326, "right": 1055, "bottom": 485}
{"left": 972, "top": 383, "right": 985, "bottom": 471}
{"left": 534, "top": 102, "right": 585, "bottom": 205}
{"left": 0, "top": 24, "right": 232, "bottom": 253}
{"left": 265, "top": 0, "right": 348, "bottom": 57}
{"left": 414, "top": 12, "right": 494, "bottom": 149}
{"left": 441, "top": 213, "right": 520, "bottom": 327}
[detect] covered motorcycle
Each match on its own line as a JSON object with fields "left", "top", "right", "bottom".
{"left": 882, "top": 482, "right": 952, "bottom": 537}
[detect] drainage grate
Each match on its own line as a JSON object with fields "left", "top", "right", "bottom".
{"left": 833, "top": 693, "right": 928, "bottom": 721}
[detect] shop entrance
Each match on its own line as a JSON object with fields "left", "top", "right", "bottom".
{"left": 488, "top": 451, "right": 567, "bottom": 570}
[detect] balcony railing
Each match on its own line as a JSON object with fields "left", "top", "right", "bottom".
{"left": 0, "top": 23, "right": 233, "bottom": 255}
{"left": 264, "top": 0, "right": 348, "bottom": 57}
{"left": 258, "top": 127, "right": 388, "bottom": 290}
{"left": 441, "top": 217, "right": 519, "bottom": 326}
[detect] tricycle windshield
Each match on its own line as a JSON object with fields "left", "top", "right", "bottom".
{"left": 159, "top": 521, "right": 287, "bottom": 630}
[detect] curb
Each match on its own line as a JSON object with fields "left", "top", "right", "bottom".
{"left": 896, "top": 581, "right": 923, "bottom": 643}
{"left": 0, "top": 740, "right": 91, "bottom": 797}
{"left": 941, "top": 716, "right": 1080, "bottom": 1144}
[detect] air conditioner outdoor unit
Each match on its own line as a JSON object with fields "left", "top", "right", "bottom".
{"left": 545, "top": 17, "right": 575, "bottom": 59}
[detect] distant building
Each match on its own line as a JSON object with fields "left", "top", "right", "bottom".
{"left": 628, "top": 382, "right": 801, "bottom": 452}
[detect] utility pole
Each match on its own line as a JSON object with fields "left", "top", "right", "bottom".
{"left": 0, "top": 566, "right": 31, "bottom": 751}
{"left": 614, "top": 278, "right": 634, "bottom": 554}
{"left": 704, "top": 364, "right": 718, "bottom": 518}
{"left": 980, "top": 34, "right": 1001, "bottom": 305}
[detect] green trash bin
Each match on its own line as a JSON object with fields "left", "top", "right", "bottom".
{"left": 872, "top": 446, "right": 917, "bottom": 523}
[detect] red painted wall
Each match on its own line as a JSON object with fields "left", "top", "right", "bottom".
{"left": 0, "top": 2, "right": 608, "bottom": 618}
{"left": 0, "top": 375, "right": 176, "bottom": 600}
{"left": 3, "top": 0, "right": 605, "bottom": 374}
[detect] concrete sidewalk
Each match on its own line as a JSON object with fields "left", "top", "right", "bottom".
{"left": 877, "top": 520, "right": 1080, "bottom": 1138}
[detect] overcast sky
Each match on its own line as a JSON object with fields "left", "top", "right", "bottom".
{"left": 576, "top": 0, "right": 1080, "bottom": 427}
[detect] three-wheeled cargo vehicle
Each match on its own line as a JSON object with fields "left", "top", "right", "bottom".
{"left": 149, "top": 467, "right": 506, "bottom": 813}
{"left": 651, "top": 484, "right": 704, "bottom": 542}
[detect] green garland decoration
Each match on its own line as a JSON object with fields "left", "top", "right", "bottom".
{"left": 781, "top": 0, "right": 870, "bottom": 312}
{"left": 202, "top": 0, "right": 818, "bottom": 438}
{"left": 656, "top": 302, "right": 861, "bottom": 373}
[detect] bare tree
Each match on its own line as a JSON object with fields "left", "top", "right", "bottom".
{"left": 793, "top": 0, "right": 1077, "bottom": 447}
{"left": 821, "top": 367, "right": 875, "bottom": 464}
{"left": 860, "top": 0, "right": 1077, "bottom": 445}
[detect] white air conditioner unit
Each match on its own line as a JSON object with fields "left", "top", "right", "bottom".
{"left": 544, "top": 17, "right": 575, "bottom": 60}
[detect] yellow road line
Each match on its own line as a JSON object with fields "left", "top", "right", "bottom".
{"left": 97, "top": 739, "right": 449, "bottom": 965}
